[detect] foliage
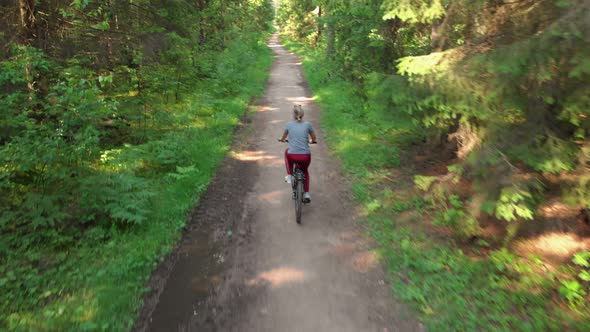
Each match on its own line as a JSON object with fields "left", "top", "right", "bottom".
{"left": 433, "top": 194, "right": 479, "bottom": 238}
{"left": 414, "top": 175, "right": 436, "bottom": 192}
{"left": 559, "top": 279, "right": 586, "bottom": 309}
{"left": 559, "top": 251, "right": 590, "bottom": 309}
{"left": 281, "top": 8, "right": 590, "bottom": 322}
{"left": 278, "top": 0, "right": 590, "bottom": 228}
{"left": 413, "top": 169, "right": 479, "bottom": 237}
{"left": 283, "top": 17, "right": 590, "bottom": 327}
{"left": 494, "top": 186, "right": 536, "bottom": 222}
{"left": 1, "top": 0, "right": 273, "bottom": 330}
{"left": 563, "top": 174, "right": 590, "bottom": 209}
{"left": 381, "top": 0, "right": 446, "bottom": 23}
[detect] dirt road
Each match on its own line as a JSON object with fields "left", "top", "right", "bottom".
{"left": 135, "top": 34, "right": 421, "bottom": 332}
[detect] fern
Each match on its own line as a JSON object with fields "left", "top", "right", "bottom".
{"left": 79, "top": 173, "right": 155, "bottom": 225}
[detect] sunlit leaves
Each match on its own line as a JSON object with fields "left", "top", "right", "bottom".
{"left": 397, "top": 51, "right": 453, "bottom": 77}
{"left": 573, "top": 252, "right": 590, "bottom": 268}
{"left": 414, "top": 175, "right": 437, "bottom": 191}
{"left": 495, "top": 187, "right": 535, "bottom": 222}
{"left": 559, "top": 279, "right": 587, "bottom": 308}
{"left": 381, "top": 0, "right": 446, "bottom": 23}
{"left": 90, "top": 21, "right": 109, "bottom": 31}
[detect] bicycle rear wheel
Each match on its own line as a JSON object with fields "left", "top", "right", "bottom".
{"left": 295, "top": 180, "right": 303, "bottom": 224}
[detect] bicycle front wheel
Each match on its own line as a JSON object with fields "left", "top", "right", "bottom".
{"left": 295, "top": 180, "right": 303, "bottom": 224}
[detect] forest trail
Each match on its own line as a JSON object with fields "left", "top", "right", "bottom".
{"left": 137, "top": 34, "right": 421, "bottom": 332}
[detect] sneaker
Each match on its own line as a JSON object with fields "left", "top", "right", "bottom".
{"left": 285, "top": 175, "right": 292, "bottom": 184}
{"left": 303, "top": 192, "right": 311, "bottom": 203}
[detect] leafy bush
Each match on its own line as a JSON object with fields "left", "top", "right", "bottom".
{"left": 559, "top": 278, "right": 587, "bottom": 309}
{"left": 78, "top": 172, "right": 155, "bottom": 225}
{"left": 560, "top": 251, "right": 590, "bottom": 309}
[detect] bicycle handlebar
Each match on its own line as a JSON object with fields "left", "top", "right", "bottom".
{"left": 278, "top": 139, "right": 317, "bottom": 144}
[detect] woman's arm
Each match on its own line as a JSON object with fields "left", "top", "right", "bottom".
{"left": 310, "top": 131, "right": 317, "bottom": 143}
{"left": 279, "top": 130, "right": 288, "bottom": 142}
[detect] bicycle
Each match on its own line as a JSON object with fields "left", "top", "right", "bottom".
{"left": 279, "top": 139, "right": 316, "bottom": 224}
{"left": 291, "top": 161, "right": 306, "bottom": 224}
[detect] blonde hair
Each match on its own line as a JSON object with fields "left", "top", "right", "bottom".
{"left": 293, "top": 104, "right": 304, "bottom": 121}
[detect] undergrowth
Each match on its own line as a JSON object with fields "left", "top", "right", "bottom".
{"left": 0, "top": 36, "right": 272, "bottom": 331}
{"left": 283, "top": 38, "right": 590, "bottom": 331}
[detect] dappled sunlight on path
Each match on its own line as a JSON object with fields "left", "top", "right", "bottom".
{"left": 325, "top": 231, "right": 380, "bottom": 273}
{"left": 258, "top": 190, "right": 283, "bottom": 205}
{"left": 246, "top": 267, "right": 308, "bottom": 288}
{"left": 258, "top": 106, "right": 278, "bottom": 112}
{"left": 514, "top": 232, "right": 590, "bottom": 267}
{"left": 230, "top": 150, "right": 280, "bottom": 163}
{"left": 287, "top": 96, "right": 315, "bottom": 103}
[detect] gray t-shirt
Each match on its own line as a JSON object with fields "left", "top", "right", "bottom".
{"left": 285, "top": 121, "right": 314, "bottom": 154}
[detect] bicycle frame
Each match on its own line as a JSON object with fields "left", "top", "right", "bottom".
{"left": 292, "top": 163, "right": 305, "bottom": 186}
{"left": 279, "top": 138, "right": 315, "bottom": 224}
{"left": 291, "top": 162, "right": 306, "bottom": 224}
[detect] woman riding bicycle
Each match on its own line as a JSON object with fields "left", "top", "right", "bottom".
{"left": 279, "top": 105, "right": 317, "bottom": 202}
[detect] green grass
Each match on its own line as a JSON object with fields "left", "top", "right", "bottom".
{"left": 282, "top": 37, "right": 590, "bottom": 331}
{"left": 1, "top": 37, "right": 272, "bottom": 331}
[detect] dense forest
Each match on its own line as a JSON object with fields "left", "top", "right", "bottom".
{"left": 278, "top": 0, "right": 590, "bottom": 213}
{"left": 2, "top": 0, "right": 590, "bottom": 330}
{"left": 277, "top": 0, "right": 590, "bottom": 329}
{"left": 1, "top": 0, "right": 273, "bottom": 330}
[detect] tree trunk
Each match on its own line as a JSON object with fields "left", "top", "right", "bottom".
{"left": 315, "top": 6, "right": 322, "bottom": 47}
{"left": 326, "top": 6, "right": 335, "bottom": 60}
{"left": 431, "top": 20, "right": 448, "bottom": 52}
{"left": 382, "top": 18, "right": 402, "bottom": 71}
{"left": 18, "top": 0, "right": 36, "bottom": 104}
{"left": 18, "top": 0, "right": 36, "bottom": 43}
{"left": 431, "top": 3, "right": 455, "bottom": 52}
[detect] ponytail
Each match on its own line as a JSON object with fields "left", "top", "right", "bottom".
{"left": 293, "top": 104, "right": 304, "bottom": 121}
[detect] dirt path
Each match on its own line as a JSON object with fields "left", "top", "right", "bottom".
{"left": 135, "top": 34, "right": 422, "bottom": 332}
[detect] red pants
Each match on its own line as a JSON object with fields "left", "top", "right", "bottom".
{"left": 285, "top": 149, "right": 311, "bottom": 192}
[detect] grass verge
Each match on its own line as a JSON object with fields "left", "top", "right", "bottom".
{"left": 1, "top": 36, "right": 272, "bottom": 331}
{"left": 282, "top": 38, "right": 590, "bottom": 331}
